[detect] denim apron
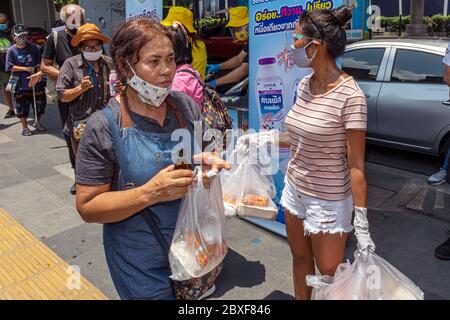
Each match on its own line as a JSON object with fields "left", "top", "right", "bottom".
{"left": 102, "top": 97, "right": 191, "bottom": 300}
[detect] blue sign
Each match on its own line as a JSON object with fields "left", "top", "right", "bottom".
{"left": 249, "top": 0, "right": 348, "bottom": 226}
{"left": 126, "top": 0, "right": 163, "bottom": 21}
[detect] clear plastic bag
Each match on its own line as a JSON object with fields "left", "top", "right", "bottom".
{"left": 307, "top": 251, "right": 424, "bottom": 300}
{"left": 221, "top": 154, "right": 277, "bottom": 219}
{"left": 169, "top": 168, "right": 228, "bottom": 281}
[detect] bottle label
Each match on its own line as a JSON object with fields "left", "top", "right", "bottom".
{"left": 258, "top": 89, "right": 284, "bottom": 130}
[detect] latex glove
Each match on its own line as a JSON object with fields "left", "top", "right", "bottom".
{"left": 236, "top": 131, "right": 277, "bottom": 154}
{"left": 206, "top": 64, "right": 221, "bottom": 73}
{"left": 353, "top": 207, "right": 376, "bottom": 260}
{"left": 206, "top": 79, "right": 218, "bottom": 89}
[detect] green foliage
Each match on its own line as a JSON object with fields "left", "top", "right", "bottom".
{"left": 379, "top": 14, "right": 450, "bottom": 33}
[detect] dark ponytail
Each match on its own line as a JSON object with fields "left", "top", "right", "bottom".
{"left": 299, "top": 6, "right": 353, "bottom": 59}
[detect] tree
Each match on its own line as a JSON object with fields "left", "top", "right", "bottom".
{"left": 54, "top": 0, "right": 78, "bottom": 12}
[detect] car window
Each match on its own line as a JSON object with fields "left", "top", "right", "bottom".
{"left": 342, "top": 48, "right": 385, "bottom": 81}
{"left": 391, "top": 49, "right": 444, "bottom": 83}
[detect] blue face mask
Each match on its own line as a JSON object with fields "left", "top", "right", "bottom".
{"left": 0, "top": 24, "right": 8, "bottom": 31}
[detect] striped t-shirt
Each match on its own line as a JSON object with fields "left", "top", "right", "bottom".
{"left": 284, "top": 74, "right": 367, "bottom": 201}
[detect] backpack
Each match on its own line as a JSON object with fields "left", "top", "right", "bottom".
{"left": 177, "top": 68, "right": 233, "bottom": 133}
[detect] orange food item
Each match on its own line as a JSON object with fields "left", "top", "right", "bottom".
{"left": 242, "top": 194, "right": 269, "bottom": 207}
{"left": 195, "top": 240, "right": 209, "bottom": 268}
{"left": 223, "top": 195, "right": 237, "bottom": 206}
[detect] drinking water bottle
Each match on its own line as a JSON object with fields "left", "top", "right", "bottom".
{"left": 109, "top": 69, "right": 118, "bottom": 97}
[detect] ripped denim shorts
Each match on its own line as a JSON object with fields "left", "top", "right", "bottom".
{"left": 280, "top": 176, "right": 354, "bottom": 236}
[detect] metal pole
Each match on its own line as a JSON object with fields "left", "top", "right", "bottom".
{"left": 399, "top": 0, "right": 402, "bottom": 37}
{"left": 444, "top": 0, "right": 449, "bottom": 16}
{"left": 32, "top": 85, "right": 38, "bottom": 126}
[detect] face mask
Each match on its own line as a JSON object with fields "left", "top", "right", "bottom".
{"left": 291, "top": 41, "right": 318, "bottom": 68}
{"left": 15, "top": 36, "right": 28, "bottom": 47}
{"left": 231, "top": 25, "right": 249, "bottom": 42}
{"left": 126, "top": 61, "right": 172, "bottom": 108}
{"left": 83, "top": 50, "right": 102, "bottom": 62}
{"left": 0, "top": 24, "right": 8, "bottom": 31}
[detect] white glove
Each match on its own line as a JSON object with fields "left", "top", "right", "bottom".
{"left": 353, "top": 207, "right": 376, "bottom": 260}
{"left": 236, "top": 131, "right": 277, "bottom": 154}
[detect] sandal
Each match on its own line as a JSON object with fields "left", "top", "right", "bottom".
{"left": 21, "top": 128, "right": 32, "bottom": 136}
{"left": 4, "top": 110, "right": 16, "bottom": 119}
{"left": 33, "top": 122, "right": 47, "bottom": 132}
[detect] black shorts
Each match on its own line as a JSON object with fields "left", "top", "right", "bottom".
{"left": 14, "top": 89, "right": 47, "bottom": 118}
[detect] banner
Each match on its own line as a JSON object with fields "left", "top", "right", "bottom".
{"left": 126, "top": 0, "right": 163, "bottom": 21}
{"left": 248, "top": 0, "right": 348, "bottom": 226}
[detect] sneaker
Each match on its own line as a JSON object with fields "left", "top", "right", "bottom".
{"left": 21, "top": 128, "right": 32, "bottom": 136}
{"left": 199, "top": 284, "right": 216, "bottom": 300}
{"left": 427, "top": 168, "right": 447, "bottom": 185}
{"left": 4, "top": 110, "right": 15, "bottom": 119}
{"left": 70, "top": 183, "right": 76, "bottom": 195}
{"left": 435, "top": 236, "right": 450, "bottom": 260}
{"left": 33, "top": 122, "right": 47, "bottom": 132}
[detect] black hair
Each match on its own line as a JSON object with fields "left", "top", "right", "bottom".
{"left": 170, "top": 23, "right": 193, "bottom": 67}
{"left": 299, "top": 6, "right": 352, "bottom": 59}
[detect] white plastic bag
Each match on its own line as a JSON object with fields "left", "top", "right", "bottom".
{"left": 221, "top": 153, "right": 277, "bottom": 219}
{"left": 169, "top": 168, "right": 228, "bottom": 281}
{"left": 307, "top": 251, "right": 424, "bottom": 300}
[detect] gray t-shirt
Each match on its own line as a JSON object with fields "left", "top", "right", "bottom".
{"left": 76, "top": 91, "right": 203, "bottom": 188}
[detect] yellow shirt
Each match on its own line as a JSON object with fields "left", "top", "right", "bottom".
{"left": 192, "top": 40, "right": 207, "bottom": 80}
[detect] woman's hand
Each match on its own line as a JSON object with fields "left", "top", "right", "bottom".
{"left": 142, "top": 165, "right": 194, "bottom": 203}
{"left": 193, "top": 153, "right": 230, "bottom": 189}
{"left": 193, "top": 152, "right": 231, "bottom": 172}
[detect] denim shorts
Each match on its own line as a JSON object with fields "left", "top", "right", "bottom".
{"left": 280, "top": 176, "right": 354, "bottom": 235}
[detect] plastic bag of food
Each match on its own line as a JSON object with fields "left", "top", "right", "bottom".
{"left": 221, "top": 153, "right": 277, "bottom": 219}
{"left": 306, "top": 250, "right": 424, "bottom": 300}
{"left": 169, "top": 168, "right": 228, "bottom": 281}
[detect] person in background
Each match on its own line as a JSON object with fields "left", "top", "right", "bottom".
{"left": 170, "top": 21, "right": 205, "bottom": 110}
{"left": 41, "top": 4, "right": 86, "bottom": 195}
{"left": 206, "top": 6, "right": 249, "bottom": 89}
{"left": 0, "top": 13, "right": 15, "bottom": 118}
{"left": 56, "top": 23, "right": 111, "bottom": 157}
{"left": 428, "top": 40, "right": 450, "bottom": 261}
{"left": 5, "top": 25, "right": 46, "bottom": 136}
{"left": 161, "top": 6, "right": 207, "bottom": 80}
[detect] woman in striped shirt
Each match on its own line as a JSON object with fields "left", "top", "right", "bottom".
{"left": 239, "top": 7, "right": 375, "bottom": 300}
{"left": 281, "top": 7, "right": 375, "bottom": 300}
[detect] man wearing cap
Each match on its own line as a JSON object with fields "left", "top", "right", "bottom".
{"left": 56, "top": 23, "right": 111, "bottom": 161}
{"left": 161, "top": 6, "right": 207, "bottom": 80}
{"left": 5, "top": 24, "right": 47, "bottom": 136}
{"left": 206, "top": 6, "right": 249, "bottom": 89}
{"left": 41, "top": 4, "right": 86, "bottom": 194}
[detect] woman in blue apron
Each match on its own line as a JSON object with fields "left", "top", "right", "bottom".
{"left": 74, "top": 19, "right": 228, "bottom": 300}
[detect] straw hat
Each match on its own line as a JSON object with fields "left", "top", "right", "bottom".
{"left": 71, "top": 23, "right": 110, "bottom": 47}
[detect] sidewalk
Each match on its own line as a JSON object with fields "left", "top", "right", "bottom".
{"left": 1, "top": 99, "right": 450, "bottom": 300}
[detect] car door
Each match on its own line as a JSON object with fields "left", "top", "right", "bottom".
{"left": 376, "top": 47, "right": 450, "bottom": 152}
{"left": 342, "top": 46, "right": 390, "bottom": 137}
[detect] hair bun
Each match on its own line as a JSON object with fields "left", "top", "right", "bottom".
{"left": 334, "top": 6, "right": 352, "bottom": 27}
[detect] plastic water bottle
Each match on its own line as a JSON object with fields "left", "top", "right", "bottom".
{"left": 255, "top": 57, "right": 285, "bottom": 130}
{"left": 109, "top": 69, "right": 118, "bottom": 97}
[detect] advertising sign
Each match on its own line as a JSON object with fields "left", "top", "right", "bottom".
{"left": 248, "top": 0, "right": 351, "bottom": 231}
{"left": 126, "top": 0, "right": 163, "bottom": 21}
